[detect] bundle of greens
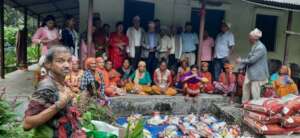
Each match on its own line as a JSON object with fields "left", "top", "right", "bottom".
{"left": 0, "top": 91, "right": 33, "bottom": 137}
{"left": 125, "top": 119, "right": 145, "bottom": 138}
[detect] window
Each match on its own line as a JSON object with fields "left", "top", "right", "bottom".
{"left": 255, "top": 14, "right": 278, "bottom": 52}
{"left": 191, "top": 8, "right": 225, "bottom": 39}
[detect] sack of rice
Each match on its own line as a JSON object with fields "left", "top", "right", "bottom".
{"left": 282, "top": 115, "right": 300, "bottom": 128}
{"left": 244, "top": 110, "right": 282, "bottom": 124}
{"left": 243, "top": 116, "right": 287, "bottom": 135}
{"left": 282, "top": 96, "right": 300, "bottom": 117}
{"left": 244, "top": 98, "right": 283, "bottom": 116}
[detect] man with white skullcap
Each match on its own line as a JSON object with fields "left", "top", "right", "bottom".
{"left": 126, "top": 15, "right": 145, "bottom": 68}
{"left": 213, "top": 21, "right": 235, "bottom": 81}
{"left": 142, "top": 21, "right": 160, "bottom": 75}
{"left": 236, "top": 28, "right": 269, "bottom": 103}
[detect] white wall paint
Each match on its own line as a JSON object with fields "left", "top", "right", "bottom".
{"left": 79, "top": 0, "right": 300, "bottom": 65}
{"left": 79, "top": 0, "right": 124, "bottom": 32}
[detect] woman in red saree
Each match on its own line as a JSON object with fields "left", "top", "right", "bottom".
{"left": 108, "top": 22, "right": 129, "bottom": 69}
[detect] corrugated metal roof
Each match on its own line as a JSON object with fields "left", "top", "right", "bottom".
{"left": 4, "top": 0, "right": 79, "bottom": 23}
{"left": 242, "top": 0, "right": 300, "bottom": 12}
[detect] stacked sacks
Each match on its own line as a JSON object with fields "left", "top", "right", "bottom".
{"left": 243, "top": 98, "right": 286, "bottom": 135}
{"left": 243, "top": 94, "right": 300, "bottom": 135}
{"left": 281, "top": 95, "right": 300, "bottom": 133}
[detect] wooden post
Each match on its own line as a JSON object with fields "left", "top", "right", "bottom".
{"left": 0, "top": 0, "right": 4, "bottom": 78}
{"left": 283, "top": 11, "right": 293, "bottom": 65}
{"left": 87, "top": 0, "right": 94, "bottom": 57}
{"left": 23, "top": 8, "right": 28, "bottom": 69}
{"left": 197, "top": 0, "right": 206, "bottom": 66}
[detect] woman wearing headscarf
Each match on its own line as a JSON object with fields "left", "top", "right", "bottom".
{"left": 80, "top": 57, "right": 105, "bottom": 98}
{"left": 125, "top": 61, "right": 152, "bottom": 95}
{"left": 32, "top": 15, "right": 60, "bottom": 55}
{"left": 274, "top": 65, "right": 298, "bottom": 97}
{"left": 175, "top": 58, "right": 190, "bottom": 92}
{"left": 236, "top": 28, "right": 269, "bottom": 103}
{"left": 213, "top": 63, "right": 236, "bottom": 96}
{"left": 108, "top": 21, "right": 129, "bottom": 69}
{"left": 199, "top": 62, "right": 214, "bottom": 94}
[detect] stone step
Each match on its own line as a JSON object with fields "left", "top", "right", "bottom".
{"left": 109, "top": 94, "right": 232, "bottom": 116}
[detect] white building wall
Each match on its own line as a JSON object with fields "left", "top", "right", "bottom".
{"left": 79, "top": 0, "right": 300, "bottom": 65}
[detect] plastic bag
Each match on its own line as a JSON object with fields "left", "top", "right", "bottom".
{"left": 86, "top": 131, "right": 117, "bottom": 138}
{"left": 91, "top": 120, "right": 119, "bottom": 137}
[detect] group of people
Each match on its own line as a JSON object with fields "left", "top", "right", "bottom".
{"left": 23, "top": 13, "right": 300, "bottom": 137}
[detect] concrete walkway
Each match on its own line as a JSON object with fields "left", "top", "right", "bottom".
{"left": 0, "top": 65, "right": 38, "bottom": 118}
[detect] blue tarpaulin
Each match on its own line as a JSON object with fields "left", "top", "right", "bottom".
{"left": 116, "top": 116, "right": 183, "bottom": 138}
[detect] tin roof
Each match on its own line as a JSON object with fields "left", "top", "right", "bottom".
{"left": 4, "top": 0, "right": 79, "bottom": 23}
{"left": 242, "top": 0, "right": 300, "bottom": 12}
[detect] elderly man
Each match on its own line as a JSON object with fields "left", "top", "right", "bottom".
{"left": 236, "top": 28, "right": 269, "bottom": 103}
{"left": 23, "top": 46, "right": 84, "bottom": 137}
{"left": 127, "top": 16, "right": 145, "bottom": 68}
{"left": 181, "top": 22, "right": 198, "bottom": 66}
{"left": 213, "top": 22, "right": 235, "bottom": 81}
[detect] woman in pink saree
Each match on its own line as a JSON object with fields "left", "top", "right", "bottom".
{"left": 32, "top": 15, "right": 60, "bottom": 55}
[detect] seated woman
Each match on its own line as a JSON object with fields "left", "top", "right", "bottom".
{"left": 105, "top": 60, "right": 126, "bottom": 97}
{"left": 152, "top": 60, "right": 177, "bottom": 96}
{"left": 117, "top": 59, "right": 134, "bottom": 87}
{"left": 126, "top": 61, "right": 152, "bottom": 95}
{"left": 274, "top": 65, "right": 298, "bottom": 97}
{"left": 199, "top": 62, "right": 214, "bottom": 94}
{"left": 175, "top": 59, "right": 190, "bottom": 92}
{"left": 80, "top": 57, "right": 105, "bottom": 98}
{"left": 180, "top": 65, "right": 204, "bottom": 98}
{"left": 213, "top": 63, "right": 236, "bottom": 103}
{"left": 65, "top": 56, "right": 84, "bottom": 94}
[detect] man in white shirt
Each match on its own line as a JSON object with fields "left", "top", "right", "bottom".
{"left": 126, "top": 16, "right": 145, "bottom": 68}
{"left": 159, "top": 26, "right": 171, "bottom": 62}
{"left": 169, "top": 26, "right": 182, "bottom": 68}
{"left": 213, "top": 22, "right": 235, "bottom": 81}
{"left": 181, "top": 22, "right": 199, "bottom": 66}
